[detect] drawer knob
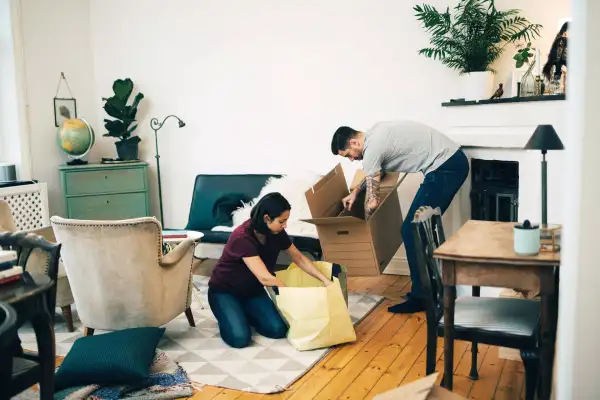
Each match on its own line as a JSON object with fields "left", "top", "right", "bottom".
{"left": 106, "top": 200, "right": 109, "bottom": 204}
{"left": 104, "top": 176, "right": 108, "bottom": 179}
{"left": 337, "top": 230, "right": 349, "bottom": 236}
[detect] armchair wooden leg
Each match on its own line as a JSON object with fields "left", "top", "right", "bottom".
{"left": 184, "top": 307, "right": 196, "bottom": 327}
{"left": 83, "top": 327, "right": 94, "bottom": 336}
{"left": 61, "top": 305, "right": 74, "bottom": 333}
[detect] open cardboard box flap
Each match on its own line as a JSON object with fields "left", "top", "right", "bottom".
{"left": 349, "top": 169, "right": 406, "bottom": 192}
{"left": 373, "top": 373, "right": 467, "bottom": 400}
{"left": 303, "top": 164, "right": 406, "bottom": 223}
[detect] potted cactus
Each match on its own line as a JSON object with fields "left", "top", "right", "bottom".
{"left": 102, "top": 78, "right": 144, "bottom": 160}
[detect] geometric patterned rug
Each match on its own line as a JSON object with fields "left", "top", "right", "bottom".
{"left": 18, "top": 275, "right": 383, "bottom": 394}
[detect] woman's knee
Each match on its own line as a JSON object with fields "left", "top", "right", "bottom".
{"left": 260, "top": 318, "right": 288, "bottom": 339}
{"left": 221, "top": 327, "right": 252, "bottom": 348}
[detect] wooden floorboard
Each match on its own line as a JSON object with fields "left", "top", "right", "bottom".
{"left": 51, "top": 275, "right": 521, "bottom": 399}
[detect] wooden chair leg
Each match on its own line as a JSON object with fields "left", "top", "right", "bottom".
{"left": 83, "top": 327, "right": 94, "bottom": 336}
{"left": 468, "top": 286, "right": 480, "bottom": 379}
{"left": 426, "top": 324, "right": 437, "bottom": 375}
{"left": 521, "top": 349, "right": 540, "bottom": 400}
{"left": 61, "top": 305, "right": 74, "bottom": 332}
{"left": 469, "top": 342, "right": 479, "bottom": 379}
{"left": 184, "top": 307, "right": 196, "bottom": 327}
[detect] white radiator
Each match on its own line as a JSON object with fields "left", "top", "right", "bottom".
{"left": 0, "top": 182, "right": 50, "bottom": 230}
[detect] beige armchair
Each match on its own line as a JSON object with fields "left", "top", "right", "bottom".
{"left": 50, "top": 216, "right": 196, "bottom": 335}
{"left": 0, "top": 200, "right": 76, "bottom": 331}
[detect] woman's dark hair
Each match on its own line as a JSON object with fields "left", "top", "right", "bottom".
{"left": 250, "top": 192, "right": 291, "bottom": 234}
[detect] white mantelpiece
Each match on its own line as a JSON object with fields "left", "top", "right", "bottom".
{"left": 442, "top": 99, "right": 567, "bottom": 237}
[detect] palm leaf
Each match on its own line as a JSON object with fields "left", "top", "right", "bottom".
{"left": 414, "top": 0, "right": 543, "bottom": 73}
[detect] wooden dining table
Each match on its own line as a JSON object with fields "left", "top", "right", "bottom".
{"left": 433, "top": 220, "right": 560, "bottom": 400}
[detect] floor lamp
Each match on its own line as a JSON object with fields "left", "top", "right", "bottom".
{"left": 149, "top": 115, "right": 186, "bottom": 226}
{"left": 523, "top": 124, "right": 565, "bottom": 227}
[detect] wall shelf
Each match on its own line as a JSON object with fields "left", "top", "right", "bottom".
{"left": 442, "top": 94, "right": 565, "bottom": 107}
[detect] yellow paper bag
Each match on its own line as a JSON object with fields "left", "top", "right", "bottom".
{"left": 269, "top": 262, "right": 356, "bottom": 351}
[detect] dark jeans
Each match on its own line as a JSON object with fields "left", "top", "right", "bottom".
{"left": 207, "top": 287, "right": 288, "bottom": 348}
{"left": 403, "top": 149, "right": 469, "bottom": 299}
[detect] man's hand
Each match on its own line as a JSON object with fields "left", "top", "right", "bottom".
{"left": 342, "top": 191, "right": 358, "bottom": 210}
{"left": 323, "top": 279, "right": 334, "bottom": 287}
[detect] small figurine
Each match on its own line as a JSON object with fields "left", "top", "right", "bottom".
{"left": 490, "top": 83, "right": 504, "bottom": 99}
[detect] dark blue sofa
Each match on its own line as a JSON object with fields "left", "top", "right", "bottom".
{"left": 183, "top": 174, "right": 322, "bottom": 260}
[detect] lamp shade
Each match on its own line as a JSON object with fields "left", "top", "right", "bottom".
{"left": 524, "top": 125, "right": 565, "bottom": 151}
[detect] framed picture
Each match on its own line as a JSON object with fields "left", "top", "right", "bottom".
{"left": 54, "top": 97, "right": 77, "bottom": 127}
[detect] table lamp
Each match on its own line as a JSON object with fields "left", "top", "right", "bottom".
{"left": 523, "top": 124, "right": 564, "bottom": 227}
{"left": 149, "top": 115, "right": 186, "bottom": 226}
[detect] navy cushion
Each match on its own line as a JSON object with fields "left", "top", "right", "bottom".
{"left": 54, "top": 327, "right": 165, "bottom": 390}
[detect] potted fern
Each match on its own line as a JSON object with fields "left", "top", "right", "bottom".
{"left": 414, "top": 0, "right": 542, "bottom": 100}
{"left": 102, "top": 78, "right": 144, "bottom": 160}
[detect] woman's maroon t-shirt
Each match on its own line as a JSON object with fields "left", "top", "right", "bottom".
{"left": 208, "top": 219, "right": 292, "bottom": 297}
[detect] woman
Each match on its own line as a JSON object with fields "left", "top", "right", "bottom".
{"left": 208, "top": 192, "right": 332, "bottom": 348}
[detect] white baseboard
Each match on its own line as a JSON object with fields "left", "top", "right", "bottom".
{"left": 383, "top": 256, "right": 410, "bottom": 276}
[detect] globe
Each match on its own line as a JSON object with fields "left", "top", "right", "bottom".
{"left": 57, "top": 118, "right": 95, "bottom": 164}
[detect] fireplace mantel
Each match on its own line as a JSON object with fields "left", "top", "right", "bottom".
{"left": 443, "top": 98, "right": 566, "bottom": 149}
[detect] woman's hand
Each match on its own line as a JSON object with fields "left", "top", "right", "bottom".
{"left": 286, "top": 244, "right": 334, "bottom": 285}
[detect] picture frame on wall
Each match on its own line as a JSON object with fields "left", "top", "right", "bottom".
{"left": 54, "top": 97, "right": 77, "bottom": 127}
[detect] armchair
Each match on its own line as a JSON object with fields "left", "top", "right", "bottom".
{"left": 0, "top": 200, "right": 76, "bottom": 331}
{"left": 50, "top": 216, "right": 196, "bottom": 334}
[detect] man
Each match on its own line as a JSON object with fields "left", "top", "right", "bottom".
{"left": 331, "top": 120, "right": 469, "bottom": 313}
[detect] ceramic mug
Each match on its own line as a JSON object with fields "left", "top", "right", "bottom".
{"left": 514, "top": 222, "right": 541, "bottom": 256}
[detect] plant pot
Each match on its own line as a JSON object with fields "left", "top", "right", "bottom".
{"left": 115, "top": 139, "right": 139, "bottom": 161}
{"left": 462, "top": 71, "right": 494, "bottom": 101}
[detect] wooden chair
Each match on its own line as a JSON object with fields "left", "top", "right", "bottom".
{"left": 412, "top": 206, "right": 540, "bottom": 400}
{"left": 0, "top": 302, "right": 18, "bottom": 400}
{"left": 0, "top": 199, "right": 76, "bottom": 331}
{"left": 0, "top": 231, "right": 61, "bottom": 399}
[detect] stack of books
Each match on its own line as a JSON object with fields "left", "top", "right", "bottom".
{"left": 0, "top": 250, "right": 23, "bottom": 285}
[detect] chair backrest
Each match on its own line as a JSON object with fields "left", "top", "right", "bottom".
{"left": 50, "top": 216, "right": 170, "bottom": 328}
{"left": 0, "top": 200, "right": 17, "bottom": 232}
{"left": 185, "top": 174, "right": 280, "bottom": 231}
{"left": 0, "top": 231, "right": 61, "bottom": 316}
{"left": 412, "top": 206, "right": 446, "bottom": 323}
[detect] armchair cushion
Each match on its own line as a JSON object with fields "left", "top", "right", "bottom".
{"left": 54, "top": 327, "right": 165, "bottom": 390}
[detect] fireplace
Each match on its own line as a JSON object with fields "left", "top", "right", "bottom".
{"left": 470, "top": 159, "right": 519, "bottom": 222}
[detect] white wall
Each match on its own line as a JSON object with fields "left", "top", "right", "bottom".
{"left": 0, "top": 0, "right": 23, "bottom": 175}
{"left": 17, "top": 0, "right": 96, "bottom": 215}
{"left": 87, "top": 0, "right": 463, "bottom": 228}
{"left": 556, "top": 0, "right": 600, "bottom": 397}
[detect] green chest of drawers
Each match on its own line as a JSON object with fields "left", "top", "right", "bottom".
{"left": 59, "top": 162, "right": 151, "bottom": 220}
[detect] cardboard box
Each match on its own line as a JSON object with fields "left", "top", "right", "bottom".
{"left": 302, "top": 164, "right": 406, "bottom": 276}
{"left": 374, "top": 373, "right": 466, "bottom": 400}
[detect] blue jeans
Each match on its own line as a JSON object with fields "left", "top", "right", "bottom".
{"left": 207, "top": 287, "right": 288, "bottom": 348}
{"left": 403, "top": 150, "right": 469, "bottom": 299}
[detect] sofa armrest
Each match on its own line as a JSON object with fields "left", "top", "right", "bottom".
{"left": 161, "top": 238, "right": 195, "bottom": 267}
{"left": 160, "top": 239, "right": 196, "bottom": 311}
